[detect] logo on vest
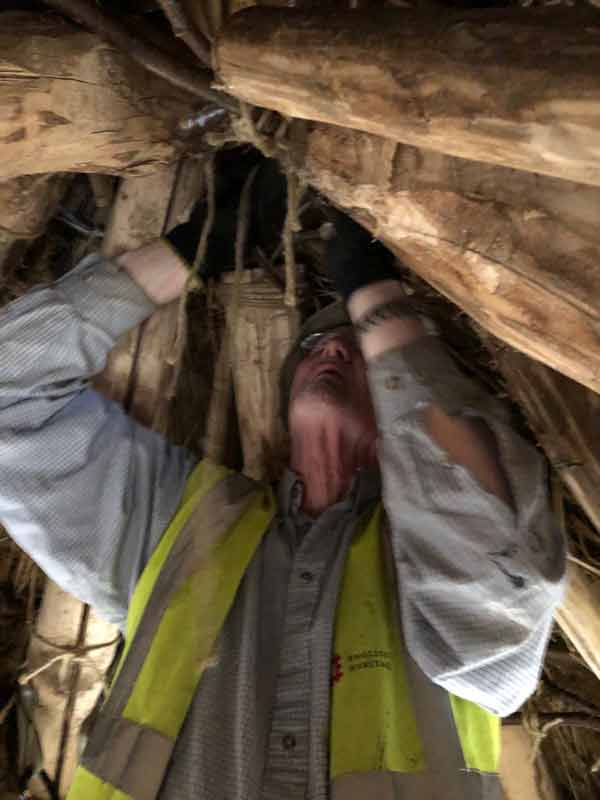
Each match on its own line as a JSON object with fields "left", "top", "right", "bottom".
{"left": 331, "top": 654, "right": 344, "bottom": 685}
{"left": 332, "top": 649, "right": 392, "bottom": 686}
{"left": 348, "top": 649, "right": 392, "bottom": 673}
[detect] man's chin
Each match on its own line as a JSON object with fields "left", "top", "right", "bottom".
{"left": 289, "top": 385, "right": 350, "bottom": 419}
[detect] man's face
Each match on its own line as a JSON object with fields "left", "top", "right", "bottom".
{"left": 288, "top": 327, "right": 377, "bottom": 436}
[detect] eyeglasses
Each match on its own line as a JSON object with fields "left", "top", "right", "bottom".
{"left": 299, "top": 325, "right": 357, "bottom": 353}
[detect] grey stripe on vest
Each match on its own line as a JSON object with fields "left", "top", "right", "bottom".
{"left": 405, "top": 652, "right": 467, "bottom": 795}
{"left": 381, "top": 523, "right": 504, "bottom": 800}
{"left": 82, "top": 471, "right": 260, "bottom": 795}
{"left": 405, "top": 652, "right": 504, "bottom": 799}
{"left": 308, "top": 508, "right": 378, "bottom": 800}
{"left": 332, "top": 769, "right": 504, "bottom": 800}
{"left": 81, "top": 716, "right": 172, "bottom": 800}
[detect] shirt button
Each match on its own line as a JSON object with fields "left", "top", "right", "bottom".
{"left": 300, "top": 570, "right": 314, "bottom": 583}
{"left": 282, "top": 734, "right": 296, "bottom": 751}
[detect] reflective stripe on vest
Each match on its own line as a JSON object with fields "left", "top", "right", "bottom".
{"left": 331, "top": 505, "right": 501, "bottom": 800}
{"left": 68, "top": 460, "right": 501, "bottom": 800}
{"left": 70, "top": 462, "right": 274, "bottom": 800}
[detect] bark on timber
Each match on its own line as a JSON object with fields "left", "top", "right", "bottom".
{"left": 0, "top": 12, "right": 195, "bottom": 180}
{"left": 301, "top": 125, "right": 600, "bottom": 394}
{"left": 44, "top": 0, "right": 219, "bottom": 101}
{"left": 217, "top": 6, "right": 600, "bottom": 187}
{"left": 0, "top": 174, "right": 69, "bottom": 275}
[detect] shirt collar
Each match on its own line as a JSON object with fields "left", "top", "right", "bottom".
{"left": 277, "top": 466, "right": 381, "bottom": 520}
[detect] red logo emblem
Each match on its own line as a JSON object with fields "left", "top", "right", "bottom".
{"left": 331, "top": 654, "right": 344, "bottom": 685}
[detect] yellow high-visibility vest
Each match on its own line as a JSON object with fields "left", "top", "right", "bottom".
{"left": 68, "top": 460, "right": 500, "bottom": 800}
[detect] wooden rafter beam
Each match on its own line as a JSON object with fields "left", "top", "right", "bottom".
{"left": 300, "top": 125, "right": 600, "bottom": 394}
{"left": 217, "top": 6, "right": 600, "bottom": 187}
{"left": 0, "top": 12, "right": 194, "bottom": 180}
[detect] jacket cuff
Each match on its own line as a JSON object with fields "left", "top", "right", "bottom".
{"left": 55, "top": 252, "right": 158, "bottom": 343}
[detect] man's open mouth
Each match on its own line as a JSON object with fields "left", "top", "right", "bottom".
{"left": 313, "top": 361, "right": 344, "bottom": 380}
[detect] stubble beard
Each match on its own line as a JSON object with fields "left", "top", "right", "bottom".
{"left": 296, "top": 374, "right": 350, "bottom": 412}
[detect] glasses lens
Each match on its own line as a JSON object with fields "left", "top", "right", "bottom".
{"left": 300, "top": 326, "right": 355, "bottom": 353}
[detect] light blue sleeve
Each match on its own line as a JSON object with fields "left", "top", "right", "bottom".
{"left": 0, "top": 254, "right": 197, "bottom": 629}
{"left": 368, "top": 336, "right": 566, "bottom": 716}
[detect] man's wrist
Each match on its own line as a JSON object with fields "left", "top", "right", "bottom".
{"left": 348, "top": 280, "right": 431, "bottom": 360}
{"left": 347, "top": 280, "right": 405, "bottom": 319}
{"left": 118, "top": 240, "right": 189, "bottom": 306}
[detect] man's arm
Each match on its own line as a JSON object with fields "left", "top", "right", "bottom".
{"left": 349, "top": 278, "right": 565, "bottom": 716}
{"left": 118, "top": 239, "right": 188, "bottom": 305}
{"left": 0, "top": 243, "right": 195, "bottom": 628}
{"left": 349, "top": 280, "right": 514, "bottom": 507}
{"left": 325, "top": 213, "right": 565, "bottom": 716}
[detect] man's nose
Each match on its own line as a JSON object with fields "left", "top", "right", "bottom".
{"left": 319, "top": 336, "right": 351, "bottom": 362}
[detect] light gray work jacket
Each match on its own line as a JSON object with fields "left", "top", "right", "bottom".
{"left": 0, "top": 254, "right": 565, "bottom": 799}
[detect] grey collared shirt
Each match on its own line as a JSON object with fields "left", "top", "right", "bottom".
{"left": 0, "top": 254, "right": 565, "bottom": 799}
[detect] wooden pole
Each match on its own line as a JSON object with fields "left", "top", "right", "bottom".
{"left": 556, "top": 564, "right": 600, "bottom": 684}
{"left": 217, "top": 6, "right": 600, "bottom": 187}
{"left": 94, "top": 167, "right": 179, "bottom": 409}
{"left": 157, "top": 0, "right": 212, "bottom": 67}
{"left": 217, "top": 269, "right": 301, "bottom": 481}
{"left": 24, "top": 584, "right": 118, "bottom": 798}
{"left": 301, "top": 125, "right": 600, "bottom": 394}
{"left": 501, "top": 726, "right": 559, "bottom": 800}
{"left": 0, "top": 12, "right": 195, "bottom": 180}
